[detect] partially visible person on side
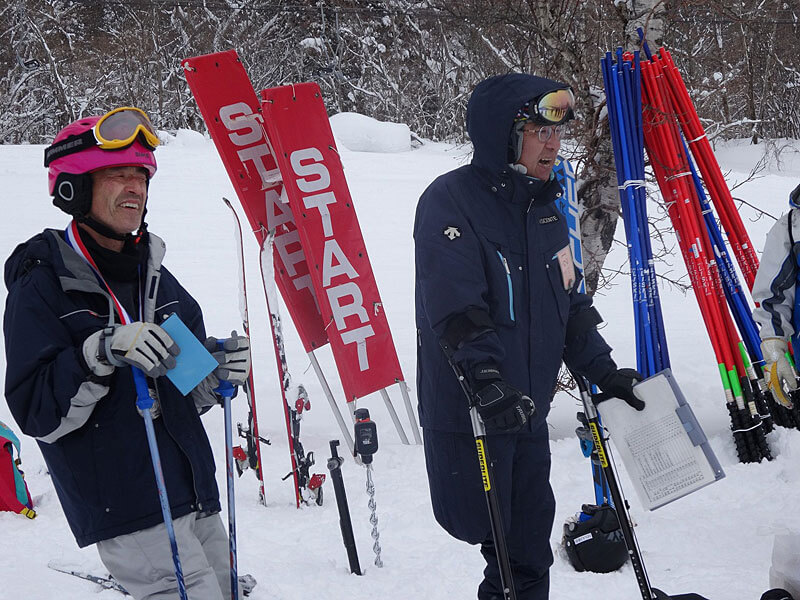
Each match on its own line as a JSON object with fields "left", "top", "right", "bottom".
{"left": 4, "top": 107, "right": 251, "bottom": 600}
{"left": 752, "top": 182, "right": 800, "bottom": 600}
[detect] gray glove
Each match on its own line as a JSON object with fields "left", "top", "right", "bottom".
{"left": 204, "top": 330, "right": 251, "bottom": 386}
{"left": 83, "top": 322, "right": 180, "bottom": 379}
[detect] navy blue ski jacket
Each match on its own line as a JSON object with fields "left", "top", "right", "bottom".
{"left": 414, "top": 73, "right": 617, "bottom": 433}
{"left": 4, "top": 228, "right": 220, "bottom": 547}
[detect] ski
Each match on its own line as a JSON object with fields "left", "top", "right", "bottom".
{"left": 49, "top": 563, "right": 259, "bottom": 597}
{"left": 554, "top": 156, "right": 611, "bottom": 505}
{"left": 48, "top": 563, "right": 130, "bottom": 595}
{"left": 258, "top": 229, "right": 325, "bottom": 507}
{"left": 223, "top": 197, "right": 269, "bottom": 505}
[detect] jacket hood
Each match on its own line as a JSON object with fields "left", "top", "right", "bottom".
{"left": 4, "top": 231, "right": 59, "bottom": 289}
{"left": 466, "top": 73, "right": 570, "bottom": 174}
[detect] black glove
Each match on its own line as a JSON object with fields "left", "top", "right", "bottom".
{"left": 596, "top": 368, "right": 646, "bottom": 411}
{"left": 472, "top": 364, "right": 535, "bottom": 432}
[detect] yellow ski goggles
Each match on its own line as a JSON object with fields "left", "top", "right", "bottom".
{"left": 93, "top": 106, "right": 161, "bottom": 150}
{"left": 45, "top": 107, "right": 161, "bottom": 167}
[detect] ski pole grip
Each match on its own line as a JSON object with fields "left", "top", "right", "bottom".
{"left": 329, "top": 439, "right": 340, "bottom": 460}
{"left": 213, "top": 339, "right": 236, "bottom": 398}
{"left": 132, "top": 367, "right": 154, "bottom": 410}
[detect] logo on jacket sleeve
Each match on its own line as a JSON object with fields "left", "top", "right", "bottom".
{"left": 443, "top": 226, "right": 461, "bottom": 240}
{"left": 539, "top": 215, "right": 559, "bottom": 225}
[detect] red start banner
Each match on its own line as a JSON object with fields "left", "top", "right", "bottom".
{"left": 260, "top": 83, "right": 404, "bottom": 401}
{"left": 181, "top": 50, "right": 327, "bottom": 350}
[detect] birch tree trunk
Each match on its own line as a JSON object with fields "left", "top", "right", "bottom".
{"left": 579, "top": 0, "right": 665, "bottom": 294}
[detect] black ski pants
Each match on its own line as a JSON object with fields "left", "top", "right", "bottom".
{"left": 423, "top": 425, "right": 555, "bottom": 600}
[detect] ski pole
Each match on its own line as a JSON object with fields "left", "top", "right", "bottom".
{"left": 327, "top": 440, "right": 362, "bottom": 575}
{"left": 570, "top": 369, "right": 655, "bottom": 599}
{"left": 440, "top": 341, "right": 517, "bottom": 600}
{"left": 131, "top": 367, "right": 188, "bottom": 600}
{"left": 213, "top": 341, "right": 239, "bottom": 600}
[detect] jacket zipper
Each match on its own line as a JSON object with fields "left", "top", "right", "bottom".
{"left": 496, "top": 250, "right": 515, "bottom": 322}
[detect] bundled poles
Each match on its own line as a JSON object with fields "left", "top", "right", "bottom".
{"left": 602, "top": 43, "right": 773, "bottom": 463}
{"left": 601, "top": 49, "right": 670, "bottom": 377}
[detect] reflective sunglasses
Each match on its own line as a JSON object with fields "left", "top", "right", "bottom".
{"left": 522, "top": 124, "right": 568, "bottom": 143}
{"left": 515, "top": 89, "right": 576, "bottom": 126}
{"left": 45, "top": 107, "right": 160, "bottom": 167}
{"left": 534, "top": 89, "right": 575, "bottom": 124}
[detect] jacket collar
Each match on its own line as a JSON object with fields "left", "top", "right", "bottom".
{"left": 50, "top": 229, "right": 167, "bottom": 325}
{"left": 472, "top": 164, "right": 563, "bottom": 208}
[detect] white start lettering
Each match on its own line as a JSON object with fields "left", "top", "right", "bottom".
{"left": 219, "top": 102, "right": 319, "bottom": 312}
{"left": 290, "top": 147, "right": 375, "bottom": 371}
{"left": 219, "top": 103, "right": 280, "bottom": 190}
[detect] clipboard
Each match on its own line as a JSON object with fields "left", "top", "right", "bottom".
{"left": 596, "top": 368, "right": 725, "bottom": 510}
{"left": 160, "top": 313, "right": 219, "bottom": 396}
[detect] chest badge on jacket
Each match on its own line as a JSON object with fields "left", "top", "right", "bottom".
{"left": 555, "top": 245, "right": 576, "bottom": 291}
{"left": 443, "top": 226, "right": 461, "bottom": 241}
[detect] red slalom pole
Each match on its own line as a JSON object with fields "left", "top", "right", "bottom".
{"left": 656, "top": 49, "right": 759, "bottom": 288}
{"left": 641, "top": 61, "right": 741, "bottom": 403}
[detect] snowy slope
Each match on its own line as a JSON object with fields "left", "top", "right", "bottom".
{"left": 1, "top": 130, "right": 799, "bottom": 600}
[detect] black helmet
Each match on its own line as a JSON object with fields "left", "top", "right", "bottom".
{"left": 562, "top": 503, "right": 629, "bottom": 573}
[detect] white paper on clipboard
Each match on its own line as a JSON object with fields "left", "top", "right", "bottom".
{"left": 596, "top": 369, "right": 724, "bottom": 511}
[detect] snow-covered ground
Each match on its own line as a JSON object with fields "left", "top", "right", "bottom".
{"left": 1, "top": 122, "right": 799, "bottom": 600}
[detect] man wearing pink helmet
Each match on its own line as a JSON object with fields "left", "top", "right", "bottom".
{"left": 4, "top": 107, "right": 252, "bottom": 599}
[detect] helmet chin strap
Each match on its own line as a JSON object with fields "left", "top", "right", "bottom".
{"left": 78, "top": 205, "right": 149, "bottom": 244}
{"left": 79, "top": 216, "right": 129, "bottom": 241}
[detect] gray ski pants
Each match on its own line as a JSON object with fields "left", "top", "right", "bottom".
{"left": 96, "top": 511, "right": 238, "bottom": 600}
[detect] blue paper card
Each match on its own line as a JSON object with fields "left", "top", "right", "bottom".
{"left": 160, "top": 313, "right": 218, "bottom": 396}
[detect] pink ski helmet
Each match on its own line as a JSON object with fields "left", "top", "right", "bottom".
{"left": 45, "top": 108, "right": 158, "bottom": 218}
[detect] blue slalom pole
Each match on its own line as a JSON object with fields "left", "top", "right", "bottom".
{"left": 132, "top": 368, "right": 188, "bottom": 600}
{"left": 602, "top": 55, "right": 641, "bottom": 364}
{"left": 613, "top": 54, "right": 651, "bottom": 373}
{"left": 603, "top": 51, "right": 659, "bottom": 376}
{"left": 617, "top": 52, "right": 658, "bottom": 374}
{"left": 624, "top": 54, "right": 671, "bottom": 372}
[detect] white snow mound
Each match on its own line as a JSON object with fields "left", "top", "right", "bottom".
{"left": 158, "top": 128, "right": 207, "bottom": 147}
{"left": 329, "top": 112, "right": 411, "bottom": 153}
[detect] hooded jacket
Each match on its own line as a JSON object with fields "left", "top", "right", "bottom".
{"left": 752, "top": 206, "right": 800, "bottom": 356}
{"left": 3, "top": 228, "right": 220, "bottom": 547}
{"left": 414, "top": 73, "right": 616, "bottom": 433}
